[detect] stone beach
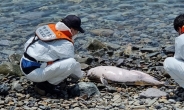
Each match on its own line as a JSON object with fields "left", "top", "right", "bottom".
{"left": 0, "top": 0, "right": 184, "bottom": 110}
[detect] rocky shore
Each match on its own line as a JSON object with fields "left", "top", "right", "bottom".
{"left": 0, "top": 39, "right": 183, "bottom": 110}
{"left": 0, "top": 0, "right": 184, "bottom": 110}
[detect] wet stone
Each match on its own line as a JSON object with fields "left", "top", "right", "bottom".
{"left": 140, "top": 88, "right": 167, "bottom": 98}
{"left": 73, "top": 107, "right": 81, "bottom": 110}
{"left": 86, "top": 39, "right": 107, "bottom": 51}
{"left": 0, "top": 100, "right": 4, "bottom": 105}
{"left": 11, "top": 81, "right": 24, "bottom": 92}
{"left": 90, "top": 29, "right": 114, "bottom": 37}
{"left": 164, "top": 45, "right": 175, "bottom": 54}
{"left": 0, "top": 40, "right": 10, "bottom": 46}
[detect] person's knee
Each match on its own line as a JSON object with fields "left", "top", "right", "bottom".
{"left": 68, "top": 58, "right": 77, "bottom": 63}
{"left": 67, "top": 58, "right": 77, "bottom": 67}
{"left": 58, "top": 58, "right": 77, "bottom": 65}
{"left": 65, "top": 58, "right": 79, "bottom": 70}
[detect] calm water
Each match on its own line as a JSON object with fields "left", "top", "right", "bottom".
{"left": 0, "top": 0, "right": 184, "bottom": 60}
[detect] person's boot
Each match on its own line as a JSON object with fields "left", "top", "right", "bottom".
{"left": 57, "top": 80, "right": 69, "bottom": 98}
{"left": 34, "top": 82, "right": 47, "bottom": 96}
{"left": 34, "top": 81, "right": 61, "bottom": 96}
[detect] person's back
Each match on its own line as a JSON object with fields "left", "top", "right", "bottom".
{"left": 25, "top": 37, "right": 74, "bottom": 62}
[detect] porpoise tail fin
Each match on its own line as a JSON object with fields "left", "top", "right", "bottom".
{"left": 130, "top": 70, "right": 164, "bottom": 85}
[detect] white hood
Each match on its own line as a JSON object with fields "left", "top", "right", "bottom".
{"left": 55, "top": 22, "right": 72, "bottom": 34}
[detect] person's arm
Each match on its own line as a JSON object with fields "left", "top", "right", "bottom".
{"left": 24, "top": 37, "right": 34, "bottom": 51}
{"left": 175, "top": 36, "right": 184, "bottom": 60}
{"left": 73, "top": 62, "right": 84, "bottom": 78}
{"left": 180, "top": 44, "right": 184, "bottom": 60}
{"left": 69, "top": 62, "right": 85, "bottom": 82}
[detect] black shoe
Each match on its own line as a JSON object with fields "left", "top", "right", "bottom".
{"left": 34, "top": 81, "right": 61, "bottom": 95}
{"left": 34, "top": 84, "right": 46, "bottom": 96}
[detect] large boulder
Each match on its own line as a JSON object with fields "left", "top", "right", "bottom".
{"left": 67, "top": 82, "right": 100, "bottom": 98}
{"left": 0, "top": 62, "right": 22, "bottom": 76}
{"left": 0, "top": 53, "right": 23, "bottom": 76}
{"left": 86, "top": 39, "right": 107, "bottom": 51}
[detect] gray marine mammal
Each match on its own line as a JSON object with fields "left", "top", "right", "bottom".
{"left": 87, "top": 66, "right": 164, "bottom": 86}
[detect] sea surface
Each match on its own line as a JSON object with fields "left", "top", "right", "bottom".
{"left": 0, "top": 0, "right": 184, "bottom": 62}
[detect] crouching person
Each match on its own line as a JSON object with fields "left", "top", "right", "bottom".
{"left": 20, "top": 15, "right": 85, "bottom": 95}
{"left": 164, "top": 14, "right": 184, "bottom": 88}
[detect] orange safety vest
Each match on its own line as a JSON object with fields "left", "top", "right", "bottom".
{"left": 35, "top": 23, "right": 73, "bottom": 43}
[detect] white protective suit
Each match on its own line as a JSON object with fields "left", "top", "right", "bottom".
{"left": 20, "top": 22, "right": 83, "bottom": 85}
{"left": 164, "top": 34, "right": 184, "bottom": 88}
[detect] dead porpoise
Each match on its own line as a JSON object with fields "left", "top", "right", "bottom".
{"left": 87, "top": 66, "right": 164, "bottom": 86}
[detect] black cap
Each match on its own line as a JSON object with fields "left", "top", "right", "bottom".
{"left": 62, "top": 15, "right": 84, "bottom": 33}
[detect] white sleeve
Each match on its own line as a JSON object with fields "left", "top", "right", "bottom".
{"left": 24, "top": 37, "right": 34, "bottom": 51}
{"left": 180, "top": 44, "right": 184, "bottom": 60}
{"left": 174, "top": 35, "right": 184, "bottom": 60}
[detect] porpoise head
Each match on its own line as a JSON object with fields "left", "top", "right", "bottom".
{"left": 87, "top": 68, "right": 100, "bottom": 81}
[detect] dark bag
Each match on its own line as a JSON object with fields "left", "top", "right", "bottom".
{"left": 21, "top": 58, "right": 41, "bottom": 74}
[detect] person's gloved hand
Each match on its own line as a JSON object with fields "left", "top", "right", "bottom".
{"left": 68, "top": 71, "right": 86, "bottom": 83}
{"left": 68, "top": 74, "right": 80, "bottom": 83}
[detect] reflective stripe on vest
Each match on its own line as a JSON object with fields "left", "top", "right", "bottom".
{"left": 35, "top": 24, "right": 73, "bottom": 43}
